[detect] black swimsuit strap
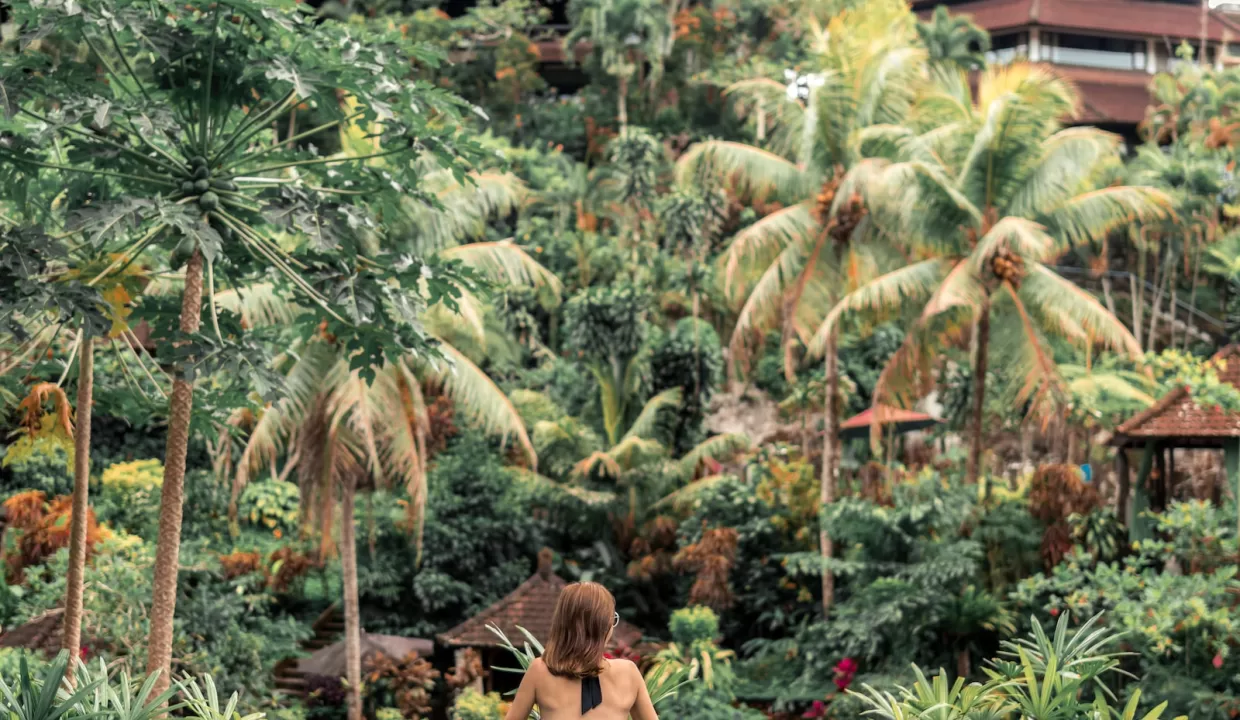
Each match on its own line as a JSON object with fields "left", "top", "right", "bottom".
{"left": 581, "top": 675, "right": 603, "bottom": 714}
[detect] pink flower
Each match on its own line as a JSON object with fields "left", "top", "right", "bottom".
{"left": 802, "top": 700, "right": 826, "bottom": 718}
{"left": 833, "top": 657, "right": 857, "bottom": 691}
{"left": 79, "top": 646, "right": 90, "bottom": 660}
{"left": 1213, "top": 653, "right": 1224, "bottom": 669}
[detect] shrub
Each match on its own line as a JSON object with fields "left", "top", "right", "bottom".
{"left": 452, "top": 688, "right": 508, "bottom": 720}
{"left": 852, "top": 613, "right": 1185, "bottom": 720}
{"left": 3, "top": 491, "right": 108, "bottom": 581}
{"left": 0, "top": 648, "right": 45, "bottom": 680}
{"left": 15, "top": 532, "right": 309, "bottom": 698}
{"left": 1011, "top": 500, "right": 1240, "bottom": 717}
{"left": 0, "top": 442, "right": 71, "bottom": 498}
{"left": 364, "top": 651, "right": 440, "bottom": 718}
{"left": 239, "top": 480, "right": 300, "bottom": 535}
{"left": 356, "top": 433, "right": 540, "bottom": 636}
{"left": 97, "top": 459, "right": 163, "bottom": 536}
{"left": 650, "top": 318, "right": 723, "bottom": 455}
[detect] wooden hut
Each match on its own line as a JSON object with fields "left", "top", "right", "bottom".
{"left": 1109, "top": 344, "right": 1240, "bottom": 540}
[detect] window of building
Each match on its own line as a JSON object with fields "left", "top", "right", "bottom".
{"left": 985, "top": 32, "right": 1029, "bottom": 66}
{"left": 1042, "top": 32, "right": 1147, "bottom": 71}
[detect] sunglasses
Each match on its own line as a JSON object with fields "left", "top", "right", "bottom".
{"left": 612, "top": 612, "right": 620, "bottom": 628}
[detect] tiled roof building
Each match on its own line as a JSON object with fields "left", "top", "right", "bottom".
{"left": 914, "top": 0, "right": 1240, "bottom": 128}
{"left": 438, "top": 548, "right": 643, "bottom": 650}
{"left": 1113, "top": 345, "right": 1240, "bottom": 446}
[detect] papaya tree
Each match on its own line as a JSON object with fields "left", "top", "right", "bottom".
{"left": 1, "top": 0, "right": 486, "bottom": 693}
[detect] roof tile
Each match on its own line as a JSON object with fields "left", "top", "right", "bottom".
{"left": 437, "top": 553, "right": 642, "bottom": 650}
{"left": 1114, "top": 345, "right": 1240, "bottom": 440}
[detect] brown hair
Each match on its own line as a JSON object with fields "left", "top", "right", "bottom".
{"left": 542, "top": 582, "right": 615, "bottom": 678}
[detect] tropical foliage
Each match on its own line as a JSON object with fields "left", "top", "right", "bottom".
{"left": 0, "top": 0, "right": 1238, "bottom": 718}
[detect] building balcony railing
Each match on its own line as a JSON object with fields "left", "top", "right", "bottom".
{"left": 1042, "top": 46, "right": 1147, "bottom": 71}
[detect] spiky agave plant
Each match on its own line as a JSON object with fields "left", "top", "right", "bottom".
{"left": 0, "top": 0, "right": 484, "bottom": 693}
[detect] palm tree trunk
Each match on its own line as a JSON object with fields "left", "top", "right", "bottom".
{"left": 340, "top": 473, "right": 363, "bottom": 720}
{"left": 1185, "top": 225, "right": 1204, "bottom": 350}
{"left": 819, "top": 332, "right": 839, "bottom": 617}
{"left": 62, "top": 335, "right": 93, "bottom": 667}
{"left": 227, "top": 464, "right": 246, "bottom": 537}
{"left": 966, "top": 295, "right": 990, "bottom": 484}
{"left": 617, "top": 75, "right": 629, "bottom": 132}
{"left": 1101, "top": 275, "right": 1117, "bottom": 317}
{"left": 146, "top": 249, "right": 204, "bottom": 694}
{"left": 1148, "top": 248, "right": 1170, "bottom": 350}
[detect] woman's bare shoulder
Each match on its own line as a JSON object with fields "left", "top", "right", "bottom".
{"left": 606, "top": 659, "right": 642, "bottom": 682}
{"left": 528, "top": 658, "right": 548, "bottom": 676}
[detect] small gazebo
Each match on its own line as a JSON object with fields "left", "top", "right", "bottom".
{"left": 437, "top": 549, "right": 643, "bottom": 694}
{"left": 1109, "top": 345, "right": 1240, "bottom": 541}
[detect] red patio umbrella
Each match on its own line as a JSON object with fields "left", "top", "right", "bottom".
{"left": 839, "top": 405, "right": 940, "bottom": 439}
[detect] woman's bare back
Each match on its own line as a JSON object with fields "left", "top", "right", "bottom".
{"left": 504, "top": 658, "right": 658, "bottom": 720}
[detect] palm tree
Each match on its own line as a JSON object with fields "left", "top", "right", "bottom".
{"left": 916, "top": 5, "right": 990, "bottom": 72}
{"left": 222, "top": 158, "right": 550, "bottom": 720}
{"left": 675, "top": 0, "right": 925, "bottom": 617}
{"left": 809, "top": 63, "right": 1171, "bottom": 484}
{"left": 565, "top": 0, "right": 674, "bottom": 130}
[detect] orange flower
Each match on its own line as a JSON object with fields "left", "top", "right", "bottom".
{"left": 273, "top": 528, "right": 283, "bottom": 539}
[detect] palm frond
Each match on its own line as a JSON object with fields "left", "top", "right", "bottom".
{"left": 421, "top": 344, "right": 537, "bottom": 468}
{"left": 970, "top": 216, "right": 1057, "bottom": 268}
{"left": 236, "top": 341, "right": 338, "bottom": 487}
{"left": 653, "top": 473, "right": 733, "bottom": 511}
{"left": 871, "top": 160, "right": 983, "bottom": 248}
{"left": 719, "top": 202, "right": 816, "bottom": 299}
{"left": 404, "top": 170, "right": 526, "bottom": 253}
{"left": 1007, "top": 127, "right": 1123, "bottom": 218}
{"left": 674, "top": 141, "right": 810, "bottom": 202}
{"left": 509, "top": 467, "right": 618, "bottom": 506}
{"left": 807, "top": 259, "right": 950, "bottom": 357}
{"left": 621, "top": 387, "right": 684, "bottom": 442}
{"left": 1040, "top": 186, "right": 1173, "bottom": 251}
{"left": 377, "top": 358, "right": 430, "bottom": 558}
{"left": 675, "top": 434, "right": 751, "bottom": 478}
{"left": 724, "top": 78, "right": 806, "bottom": 157}
{"left": 439, "top": 239, "right": 563, "bottom": 303}
{"left": 1021, "top": 265, "right": 1142, "bottom": 357}
{"left": 572, "top": 451, "right": 623, "bottom": 480}
{"left": 424, "top": 286, "right": 488, "bottom": 352}
{"left": 729, "top": 239, "right": 812, "bottom": 369}
{"left": 606, "top": 435, "right": 667, "bottom": 473}
{"left": 327, "top": 371, "right": 387, "bottom": 483}
{"left": 1004, "top": 281, "right": 1067, "bottom": 412}
{"left": 213, "top": 282, "right": 303, "bottom": 328}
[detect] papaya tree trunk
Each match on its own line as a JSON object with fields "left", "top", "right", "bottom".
{"left": 340, "top": 472, "right": 363, "bottom": 720}
{"left": 819, "top": 331, "right": 839, "bottom": 617}
{"left": 146, "top": 249, "right": 204, "bottom": 694}
{"left": 62, "top": 334, "right": 93, "bottom": 667}
{"left": 966, "top": 295, "right": 990, "bottom": 484}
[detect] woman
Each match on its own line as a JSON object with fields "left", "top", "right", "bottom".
{"left": 505, "top": 582, "right": 657, "bottom": 720}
